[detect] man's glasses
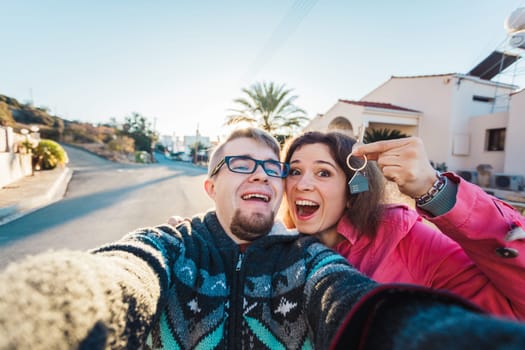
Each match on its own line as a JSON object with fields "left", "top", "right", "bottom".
{"left": 210, "top": 156, "right": 290, "bottom": 178}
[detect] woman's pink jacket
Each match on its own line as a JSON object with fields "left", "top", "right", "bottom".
{"left": 335, "top": 172, "right": 525, "bottom": 320}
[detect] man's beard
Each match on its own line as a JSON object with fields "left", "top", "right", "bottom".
{"left": 230, "top": 209, "right": 275, "bottom": 242}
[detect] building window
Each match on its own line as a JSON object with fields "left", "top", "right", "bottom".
{"left": 473, "top": 95, "right": 495, "bottom": 103}
{"left": 486, "top": 128, "right": 505, "bottom": 151}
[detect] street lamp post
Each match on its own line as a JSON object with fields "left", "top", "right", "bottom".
{"left": 194, "top": 124, "right": 200, "bottom": 164}
{"left": 20, "top": 128, "right": 29, "bottom": 153}
{"left": 20, "top": 128, "right": 33, "bottom": 174}
{"left": 29, "top": 125, "right": 40, "bottom": 147}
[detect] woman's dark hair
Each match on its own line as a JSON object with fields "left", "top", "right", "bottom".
{"left": 282, "top": 131, "right": 385, "bottom": 238}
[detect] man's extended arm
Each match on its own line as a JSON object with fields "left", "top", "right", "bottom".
{"left": 0, "top": 226, "right": 178, "bottom": 349}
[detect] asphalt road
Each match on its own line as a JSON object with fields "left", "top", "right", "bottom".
{"left": 0, "top": 146, "right": 213, "bottom": 268}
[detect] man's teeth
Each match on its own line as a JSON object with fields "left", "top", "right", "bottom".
{"left": 295, "top": 200, "right": 317, "bottom": 206}
{"left": 242, "top": 194, "right": 269, "bottom": 202}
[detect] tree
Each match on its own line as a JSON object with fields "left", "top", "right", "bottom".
{"left": 226, "top": 81, "right": 308, "bottom": 136}
{"left": 190, "top": 141, "right": 208, "bottom": 163}
{"left": 0, "top": 102, "right": 15, "bottom": 126}
{"left": 121, "top": 112, "right": 158, "bottom": 152}
{"left": 363, "top": 128, "right": 409, "bottom": 143}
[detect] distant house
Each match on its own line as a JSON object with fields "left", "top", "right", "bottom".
{"left": 304, "top": 53, "right": 525, "bottom": 191}
{"left": 183, "top": 135, "right": 210, "bottom": 150}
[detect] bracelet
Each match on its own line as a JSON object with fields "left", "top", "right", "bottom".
{"left": 415, "top": 172, "right": 446, "bottom": 206}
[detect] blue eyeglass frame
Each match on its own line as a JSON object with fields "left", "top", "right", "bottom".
{"left": 210, "top": 155, "right": 289, "bottom": 178}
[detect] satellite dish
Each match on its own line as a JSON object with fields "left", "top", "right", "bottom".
{"left": 510, "top": 31, "right": 525, "bottom": 49}
{"left": 505, "top": 7, "right": 525, "bottom": 33}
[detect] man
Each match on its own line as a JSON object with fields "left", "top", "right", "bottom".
{"left": 1, "top": 127, "right": 525, "bottom": 350}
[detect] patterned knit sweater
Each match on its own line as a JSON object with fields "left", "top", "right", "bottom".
{"left": 0, "top": 211, "right": 377, "bottom": 350}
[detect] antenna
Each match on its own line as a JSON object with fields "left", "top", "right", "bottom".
{"left": 478, "top": 7, "right": 525, "bottom": 112}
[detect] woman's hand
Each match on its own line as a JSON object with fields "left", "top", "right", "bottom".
{"left": 352, "top": 137, "right": 438, "bottom": 198}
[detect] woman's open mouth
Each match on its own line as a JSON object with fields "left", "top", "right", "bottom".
{"left": 295, "top": 199, "right": 319, "bottom": 219}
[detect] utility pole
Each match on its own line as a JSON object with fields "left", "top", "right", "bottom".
{"left": 194, "top": 123, "right": 200, "bottom": 164}
{"left": 150, "top": 117, "right": 158, "bottom": 163}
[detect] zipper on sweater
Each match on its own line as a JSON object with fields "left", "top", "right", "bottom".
{"left": 230, "top": 250, "right": 245, "bottom": 349}
{"left": 236, "top": 252, "right": 244, "bottom": 271}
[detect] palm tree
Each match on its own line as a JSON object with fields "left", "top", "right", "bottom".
{"left": 226, "top": 81, "right": 308, "bottom": 136}
{"left": 363, "top": 128, "right": 409, "bottom": 143}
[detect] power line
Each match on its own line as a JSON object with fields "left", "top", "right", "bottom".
{"left": 240, "top": 0, "right": 319, "bottom": 85}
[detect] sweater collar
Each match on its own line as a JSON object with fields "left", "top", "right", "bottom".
{"left": 204, "top": 211, "right": 299, "bottom": 248}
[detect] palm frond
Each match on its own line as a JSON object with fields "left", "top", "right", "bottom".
{"left": 224, "top": 115, "right": 258, "bottom": 126}
{"left": 226, "top": 81, "right": 308, "bottom": 137}
{"left": 364, "top": 128, "right": 409, "bottom": 143}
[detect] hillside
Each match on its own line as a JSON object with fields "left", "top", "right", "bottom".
{"left": 0, "top": 94, "right": 137, "bottom": 162}
{"left": 1, "top": 94, "right": 115, "bottom": 143}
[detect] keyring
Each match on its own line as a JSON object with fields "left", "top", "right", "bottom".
{"left": 346, "top": 153, "right": 367, "bottom": 172}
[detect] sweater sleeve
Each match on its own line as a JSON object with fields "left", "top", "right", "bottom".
{"left": 303, "top": 242, "right": 525, "bottom": 350}
{"left": 332, "top": 284, "right": 525, "bottom": 350}
{"left": 417, "top": 172, "right": 525, "bottom": 320}
{"left": 0, "top": 225, "right": 180, "bottom": 350}
{"left": 301, "top": 241, "right": 378, "bottom": 349}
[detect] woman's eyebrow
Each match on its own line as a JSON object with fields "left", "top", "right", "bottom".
{"left": 290, "top": 159, "right": 337, "bottom": 169}
{"left": 316, "top": 160, "right": 338, "bottom": 169}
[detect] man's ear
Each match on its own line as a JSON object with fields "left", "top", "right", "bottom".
{"left": 204, "top": 178, "right": 216, "bottom": 198}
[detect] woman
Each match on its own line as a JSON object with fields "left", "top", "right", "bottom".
{"left": 282, "top": 131, "right": 525, "bottom": 320}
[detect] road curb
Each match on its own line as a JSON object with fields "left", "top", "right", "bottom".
{"left": 0, "top": 167, "right": 73, "bottom": 226}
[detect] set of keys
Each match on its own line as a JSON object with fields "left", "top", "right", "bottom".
{"left": 346, "top": 125, "right": 369, "bottom": 195}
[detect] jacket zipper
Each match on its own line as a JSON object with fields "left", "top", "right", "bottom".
{"left": 236, "top": 252, "right": 244, "bottom": 271}
{"left": 230, "top": 251, "right": 245, "bottom": 349}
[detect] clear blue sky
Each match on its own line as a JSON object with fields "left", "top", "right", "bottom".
{"left": 2, "top": 1, "right": 525, "bottom": 140}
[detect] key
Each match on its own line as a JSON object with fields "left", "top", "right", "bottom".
{"left": 346, "top": 124, "right": 369, "bottom": 195}
{"left": 348, "top": 170, "right": 369, "bottom": 194}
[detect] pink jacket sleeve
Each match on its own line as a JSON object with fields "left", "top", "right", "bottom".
{"left": 417, "top": 172, "right": 525, "bottom": 320}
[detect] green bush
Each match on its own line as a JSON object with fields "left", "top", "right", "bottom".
{"left": 33, "top": 139, "right": 69, "bottom": 170}
{"left": 134, "top": 151, "right": 150, "bottom": 163}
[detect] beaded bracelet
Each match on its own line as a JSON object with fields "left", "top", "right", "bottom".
{"left": 415, "top": 172, "right": 446, "bottom": 206}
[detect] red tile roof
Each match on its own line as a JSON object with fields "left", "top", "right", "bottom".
{"left": 338, "top": 99, "right": 421, "bottom": 113}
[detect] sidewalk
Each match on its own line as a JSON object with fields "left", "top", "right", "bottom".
{"left": 0, "top": 166, "right": 73, "bottom": 226}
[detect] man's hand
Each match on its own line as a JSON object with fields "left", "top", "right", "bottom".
{"left": 167, "top": 215, "right": 189, "bottom": 227}
{"left": 352, "top": 137, "right": 438, "bottom": 198}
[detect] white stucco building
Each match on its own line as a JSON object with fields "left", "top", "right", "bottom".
{"left": 304, "top": 68, "right": 525, "bottom": 191}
